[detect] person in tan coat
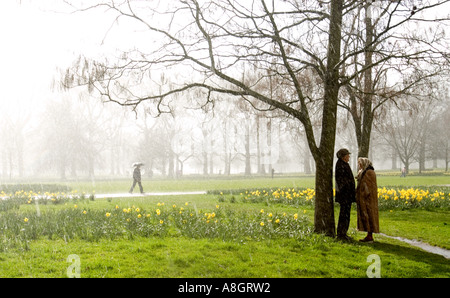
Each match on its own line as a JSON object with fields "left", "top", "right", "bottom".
{"left": 356, "top": 157, "right": 379, "bottom": 242}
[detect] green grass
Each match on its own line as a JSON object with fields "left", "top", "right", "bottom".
{"left": 376, "top": 175, "right": 450, "bottom": 187}
{"left": 378, "top": 209, "right": 450, "bottom": 249}
{"left": 1, "top": 233, "right": 448, "bottom": 278}
{"left": 0, "top": 174, "right": 449, "bottom": 278}
{"left": 65, "top": 175, "right": 316, "bottom": 194}
{"left": 63, "top": 174, "right": 450, "bottom": 194}
{"left": 5, "top": 172, "right": 449, "bottom": 194}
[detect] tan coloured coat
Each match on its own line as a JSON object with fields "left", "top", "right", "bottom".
{"left": 356, "top": 169, "right": 380, "bottom": 233}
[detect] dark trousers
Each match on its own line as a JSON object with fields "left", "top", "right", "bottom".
{"left": 129, "top": 180, "right": 143, "bottom": 193}
{"left": 337, "top": 202, "right": 352, "bottom": 237}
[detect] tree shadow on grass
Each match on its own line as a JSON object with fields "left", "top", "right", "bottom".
{"left": 358, "top": 239, "right": 450, "bottom": 277}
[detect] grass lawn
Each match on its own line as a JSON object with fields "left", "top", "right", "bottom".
{"left": 58, "top": 173, "right": 450, "bottom": 194}
{"left": 0, "top": 174, "right": 449, "bottom": 278}
{"left": 379, "top": 209, "right": 450, "bottom": 249}
{"left": 1, "top": 234, "right": 448, "bottom": 278}
{"left": 66, "top": 175, "right": 317, "bottom": 193}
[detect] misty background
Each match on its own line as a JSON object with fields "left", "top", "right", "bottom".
{"left": 0, "top": 1, "right": 449, "bottom": 182}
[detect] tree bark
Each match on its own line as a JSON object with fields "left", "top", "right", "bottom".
{"left": 359, "top": 2, "right": 375, "bottom": 158}
{"left": 312, "top": 0, "right": 343, "bottom": 237}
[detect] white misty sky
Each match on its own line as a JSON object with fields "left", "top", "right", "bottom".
{"left": 1, "top": 1, "right": 448, "bottom": 114}
{"left": 0, "top": 1, "right": 118, "bottom": 111}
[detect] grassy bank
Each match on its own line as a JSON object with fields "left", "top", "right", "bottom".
{"left": 0, "top": 175, "right": 449, "bottom": 278}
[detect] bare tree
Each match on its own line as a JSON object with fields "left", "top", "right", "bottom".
{"left": 0, "top": 110, "right": 29, "bottom": 179}
{"left": 428, "top": 103, "right": 450, "bottom": 172}
{"left": 376, "top": 93, "right": 441, "bottom": 173}
{"left": 62, "top": 0, "right": 449, "bottom": 236}
{"left": 339, "top": 1, "right": 450, "bottom": 158}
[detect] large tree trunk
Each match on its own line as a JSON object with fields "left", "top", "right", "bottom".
{"left": 314, "top": 153, "right": 336, "bottom": 237}
{"left": 312, "top": 0, "right": 343, "bottom": 237}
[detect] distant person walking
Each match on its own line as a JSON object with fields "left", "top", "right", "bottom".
{"left": 129, "top": 163, "right": 144, "bottom": 194}
{"left": 335, "top": 148, "right": 356, "bottom": 241}
{"left": 356, "top": 157, "right": 379, "bottom": 243}
{"left": 401, "top": 167, "right": 406, "bottom": 178}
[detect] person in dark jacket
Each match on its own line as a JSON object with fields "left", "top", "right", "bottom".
{"left": 335, "top": 148, "right": 356, "bottom": 241}
{"left": 129, "top": 163, "right": 144, "bottom": 194}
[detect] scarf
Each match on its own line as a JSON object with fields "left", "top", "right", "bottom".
{"left": 356, "top": 157, "right": 374, "bottom": 181}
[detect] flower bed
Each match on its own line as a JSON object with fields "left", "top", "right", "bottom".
{"left": 0, "top": 194, "right": 311, "bottom": 251}
{"left": 219, "top": 186, "right": 450, "bottom": 210}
